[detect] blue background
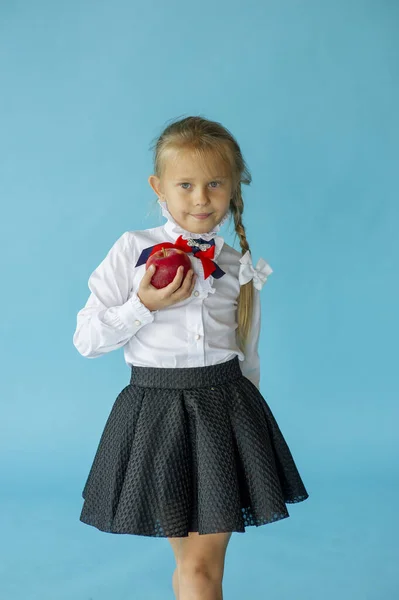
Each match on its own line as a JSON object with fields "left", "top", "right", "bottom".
{"left": 1, "top": 1, "right": 398, "bottom": 598}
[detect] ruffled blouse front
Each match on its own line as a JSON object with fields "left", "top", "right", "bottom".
{"left": 159, "top": 199, "right": 229, "bottom": 297}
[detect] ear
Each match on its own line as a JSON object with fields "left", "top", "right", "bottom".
{"left": 148, "top": 175, "right": 163, "bottom": 197}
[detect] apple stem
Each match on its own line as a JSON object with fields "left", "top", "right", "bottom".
{"left": 162, "top": 247, "right": 166, "bottom": 257}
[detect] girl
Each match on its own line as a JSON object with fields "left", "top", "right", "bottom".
{"left": 73, "top": 115, "right": 309, "bottom": 600}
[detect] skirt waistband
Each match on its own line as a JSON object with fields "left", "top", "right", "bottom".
{"left": 129, "top": 355, "right": 243, "bottom": 389}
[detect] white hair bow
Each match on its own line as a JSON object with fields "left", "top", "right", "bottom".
{"left": 238, "top": 250, "right": 273, "bottom": 290}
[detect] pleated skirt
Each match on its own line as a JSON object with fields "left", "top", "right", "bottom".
{"left": 79, "top": 356, "right": 309, "bottom": 537}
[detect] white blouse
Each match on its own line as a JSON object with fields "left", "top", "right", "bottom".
{"left": 72, "top": 201, "right": 273, "bottom": 390}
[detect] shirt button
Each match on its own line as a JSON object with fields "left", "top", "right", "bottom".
{"left": 134, "top": 319, "right": 141, "bottom": 326}
{"left": 193, "top": 290, "right": 200, "bottom": 297}
{"left": 194, "top": 334, "right": 200, "bottom": 340}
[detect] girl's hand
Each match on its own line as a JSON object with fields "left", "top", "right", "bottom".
{"left": 137, "top": 265, "right": 197, "bottom": 312}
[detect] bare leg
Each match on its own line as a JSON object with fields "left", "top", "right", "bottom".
{"left": 172, "top": 567, "right": 180, "bottom": 599}
{"left": 177, "top": 531, "right": 232, "bottom": 600}
{"left": 179, "top": 569, "right": 223, "bottom": 600}
{"left": 168, "top": 536, "right": 182, "bottom": 599}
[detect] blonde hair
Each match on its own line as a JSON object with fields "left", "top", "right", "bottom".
{"left": 149, "top": 115, "right": 255, "bottom": 353}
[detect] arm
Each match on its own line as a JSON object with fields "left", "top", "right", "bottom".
{"left": 72, "top": 231, "right": 156, "bottom": 358}
{"left": 238, "top": 286, "right": 261, "bottom": 390}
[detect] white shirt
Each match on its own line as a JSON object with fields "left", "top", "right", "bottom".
{"left": 72, "top": 201, "right": 272, "bottom": 390}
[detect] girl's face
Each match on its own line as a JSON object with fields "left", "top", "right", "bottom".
{"left": 148, "top": 149, "right": 234, "bottom": 234}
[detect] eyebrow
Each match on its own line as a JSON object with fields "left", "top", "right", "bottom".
{"left": 174, "top": 176, "right": 228, "bottom": 181}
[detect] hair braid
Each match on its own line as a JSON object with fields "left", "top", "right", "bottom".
{"left": 230, "top": 187, "right": 255, "bottom": 352}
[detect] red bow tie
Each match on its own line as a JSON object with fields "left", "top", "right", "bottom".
{"left": 135, "top": 234, "right": 225, "bottom": 279}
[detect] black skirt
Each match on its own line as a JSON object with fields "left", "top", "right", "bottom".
{"left": 80, "top": 356, "right": 309, "bottom": 537}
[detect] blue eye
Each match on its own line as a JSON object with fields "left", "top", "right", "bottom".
{"left": 180, "top": 181, "right": 221, "bottom": 189}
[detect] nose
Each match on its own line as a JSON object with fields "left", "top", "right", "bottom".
{"left": 194, "top": 187, "right": 211, "bottom": 206}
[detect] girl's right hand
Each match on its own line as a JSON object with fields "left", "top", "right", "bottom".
{"left": 137, "top": 265, "right": 197, "bottom": 312}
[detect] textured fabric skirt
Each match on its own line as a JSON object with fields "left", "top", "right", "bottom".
{"left": 79, "top": 356, "right": 309, "bottom": 537}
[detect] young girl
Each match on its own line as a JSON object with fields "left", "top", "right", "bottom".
{"left": 73, "top": 115, "right": 309, "bottom": 600}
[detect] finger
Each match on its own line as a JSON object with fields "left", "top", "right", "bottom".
{"left": 181, "top": 269, "right": 195, "bottom": 290}
{"left": 175, "top": 269, "right": 195, "bottom": 297}
{"left": 144, "top": 264, "right": 156, "bottom": 285}
{"left": 171, "top": 268, "right": 193, "bottom": 296}
{"left": 164, "top": 266, "right": 185, "bottom": 294}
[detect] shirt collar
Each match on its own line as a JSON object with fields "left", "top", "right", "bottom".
{"left": 158, "top": 199, "right": 228, "bottom": 260}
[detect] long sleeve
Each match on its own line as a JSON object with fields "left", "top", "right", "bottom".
{"left": 73, "top": 231, "right": 156, "bottom": 358}
{"left": 237, "top": 286, "right": 261, "bottom": 390}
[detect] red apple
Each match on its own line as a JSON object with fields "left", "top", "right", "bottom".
{"left": 146, "top": 247, "right": 192, "bottom": 289}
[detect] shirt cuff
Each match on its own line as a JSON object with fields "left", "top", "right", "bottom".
{"left": 116, "top": 291, "right": 157, "bottom": 331}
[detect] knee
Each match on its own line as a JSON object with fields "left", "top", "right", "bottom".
{"left": 179, "top": 559, "right": 223, "bottom": 587}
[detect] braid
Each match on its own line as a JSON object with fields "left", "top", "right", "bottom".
{"left": 230, "top": 187, "right": 255, "bottom": 353}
